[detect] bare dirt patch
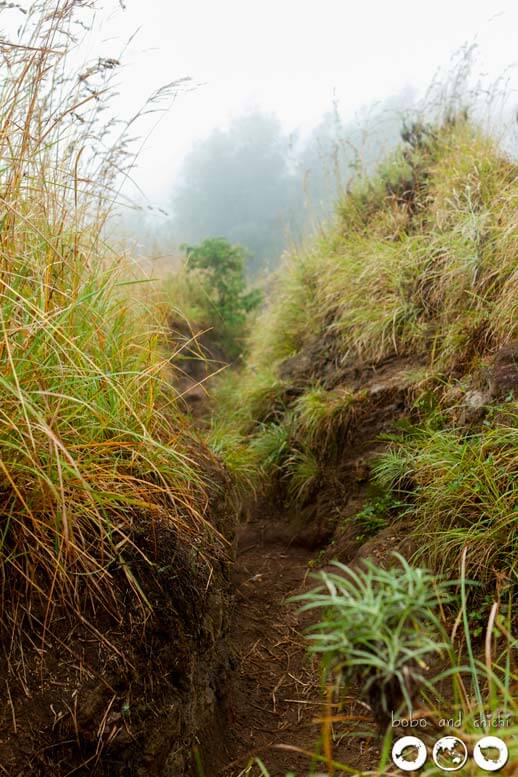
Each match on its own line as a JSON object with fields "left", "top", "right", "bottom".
{"left": 207, "top": 509, "right": 382, "bottom": 777}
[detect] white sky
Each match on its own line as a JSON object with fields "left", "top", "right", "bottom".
{"left": 4, "top": 1, "right": 518, "bottom": 208}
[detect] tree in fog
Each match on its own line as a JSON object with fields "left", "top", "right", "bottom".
{"left": 169, "top": 111, "right": 297, "bottom": 274}
{"left": 167, "top": 92, "right": 417, "bottom": 276}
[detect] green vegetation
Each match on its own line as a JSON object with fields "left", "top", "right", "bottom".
{"left": 182, "top": 237, "right": 262, "bottom": 357}
{"left": 252, "top": 573, "right": 517, "bottom": 775}
{"left": 296, "top": 555, "right": 452, "bottom": 719}
{"left": 249, "top": 120, "right": 516, "bottom": 373}
{"left": 248, "top": 548, "right": 516, "bottom": 776}
{"left": 1, "top": 5, "right": 515, "bottom": 774}
{"left": 212, "top": 116, "right": 517, "bottom": 593}
{"left": 373, "top": 411, "right": 517, "bottom": 589}
{"left": 210, "top": 115, "right": 516, "bottom": 774}
{"left": 0, "top": 1, "right": 222, "bottom": 638}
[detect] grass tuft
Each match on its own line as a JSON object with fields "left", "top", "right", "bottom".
{"left": 373, "top": 407, "right": 517, "bottom": 590}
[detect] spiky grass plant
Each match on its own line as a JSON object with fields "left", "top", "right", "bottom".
{"left": 249, "top": 421, "right": 291, "bottom": 473}
{"left": 0, "top": 1, "right": 223, "bottom": 636}
{"left": 296, "top": 555, "right": 452, "bottom": 721}
{"left": 277, "top": 561, "right": 517, "bottom": 776}
{"left": 284, "top": 447, "right": 321, "bottom": 504}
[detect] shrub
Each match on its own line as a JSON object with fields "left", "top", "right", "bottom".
{"left": 183, "top": 237, "right": 262, "bottom": 357}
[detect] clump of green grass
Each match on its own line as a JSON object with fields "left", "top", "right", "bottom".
{"left": 373, "top": 406, "right": 517, "bottom": 590}
{"left": 292, "top": 385, "right": 356, "bottom": 448}
{"left": 284, "top": 447, "right": 321, "bottom": 504}
{"left": 248, "top": 422, "right": 291, "bottom": 473}
{"left": 207, "top": 423, "right": 259, "bottom": 493}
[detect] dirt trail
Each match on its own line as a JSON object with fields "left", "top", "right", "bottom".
{"left": 186, "top": 353, "right": 416, "bottom": 775}
{"left": 213, "top": 509, "right": 381, "bottom": 777}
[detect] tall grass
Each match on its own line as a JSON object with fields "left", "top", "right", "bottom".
{"left": 224, "top": 117, "right": 516, "bottom": 396}
{"left": 212, "top": 113, "right": 517, "bottom": 588}
{"left": 373, "top": 407, "right": 517, "bottom": 589}
{"left": 0, "top": 1, "right": 220, "bottom": 636}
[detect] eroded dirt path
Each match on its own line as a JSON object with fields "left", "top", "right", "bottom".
{"left": 215, "top": 510, "right": 380, "bottom": 777}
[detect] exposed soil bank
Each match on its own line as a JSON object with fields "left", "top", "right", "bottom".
{"left": 0, "top": 473, "right": 236, "bottom": 777}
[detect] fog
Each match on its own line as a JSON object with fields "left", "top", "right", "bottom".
{"left": 86, "top": 0, "right": 517, "bottom": 206}
{"left": 152, "top": 88, "right": 419, "bottom": 274}
{"left": 2, "top": 0, "right": 516, "bottom": 272}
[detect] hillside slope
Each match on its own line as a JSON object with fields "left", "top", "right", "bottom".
{"left": 206, "top": 116, "right": 517, "bottom": 775}
{"left": 213, "top": 117, "right": 517, "bottom": 591}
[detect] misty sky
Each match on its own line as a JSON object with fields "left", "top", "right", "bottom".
{"left": 87, "top": 0, "right": 517, "bottom": 209}
{"left": 4, "top": 0, "right": 517, "bottom": 209}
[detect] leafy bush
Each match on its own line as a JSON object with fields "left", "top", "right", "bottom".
{"left": 183, "top": 237, "right": 262, "bottom": 357}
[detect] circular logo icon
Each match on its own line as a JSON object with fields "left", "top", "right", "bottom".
{"left": 391, "top": 736, "right": 427, "bottom": 771}
{"left": 473, "top": 736, "right": 509, "bottom": 771}
{"left": 432, "top": 736, "right": 468, "bottom": 771}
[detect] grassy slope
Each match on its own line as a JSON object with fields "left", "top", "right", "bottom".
{"left": 212, "top": 118, "right": 517, "bottom": 589}
{"left": 0, "top": 8, "right": 238, "bottom": 775}
{"left": 1, "top": 0, "right": 233, "bottom": 627}
{"left": 0, "top": 246, "right": 228, "bottom": 625}
{"left": 212, "top": 116, "right": 517, "bottom": 777}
